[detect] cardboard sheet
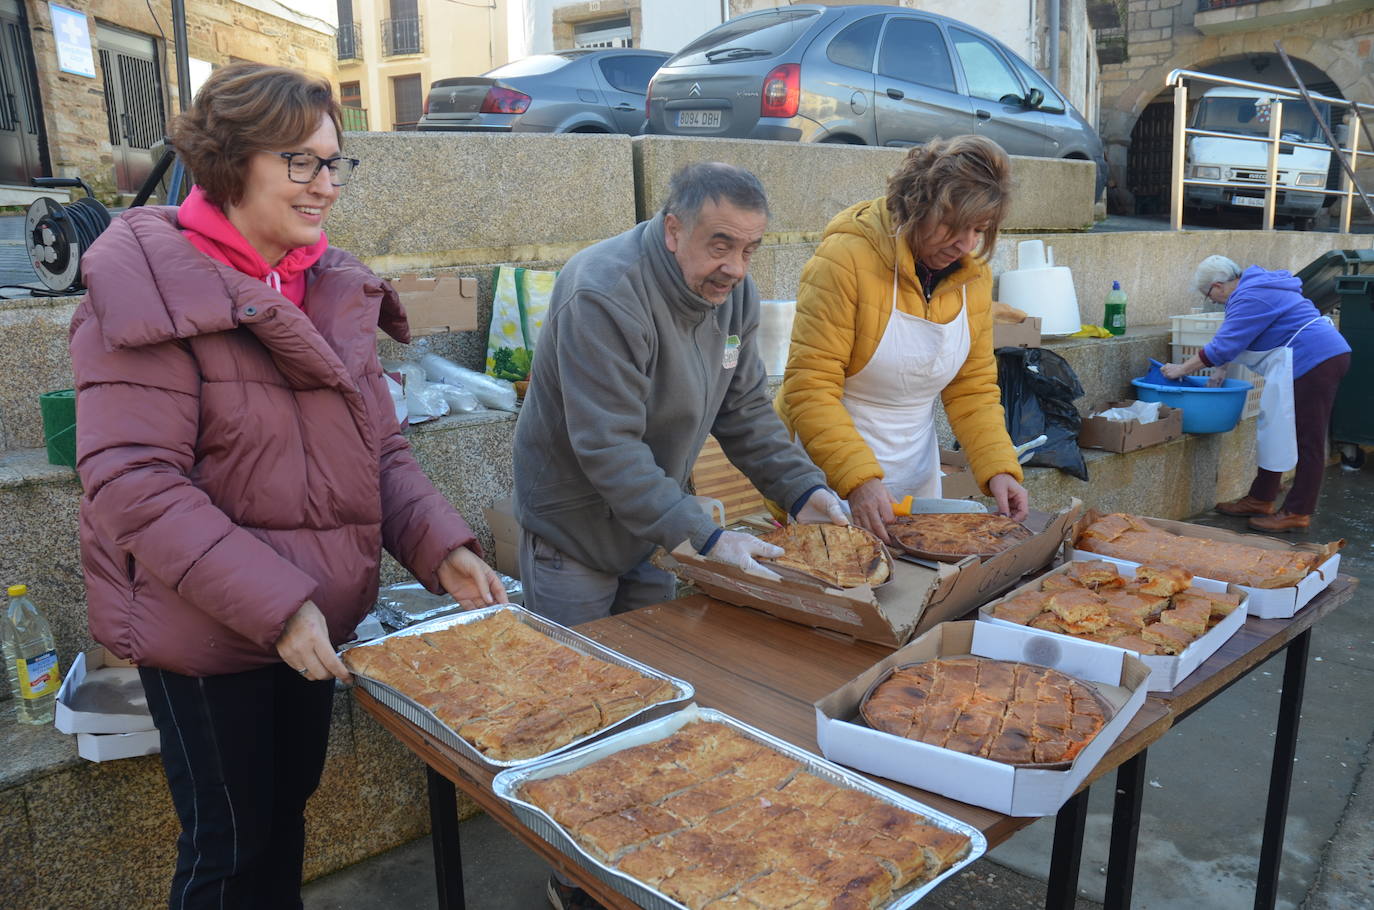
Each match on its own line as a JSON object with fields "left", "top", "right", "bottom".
{"left": 389, "top": 275, "right": 478, "bottom": 336}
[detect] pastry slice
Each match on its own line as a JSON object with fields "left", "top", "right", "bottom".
{"left": 1046, "top": 588, "right": 1108, "bottom": 625}
{"left": 1135, "top": 564, "right": 1194, "bottom": 596}
{"left": 1040, "top": 573, "right": 1082, "bottom": 592}
{"left": 1067, "top": 560, "right": 1125, "bottom": 589}
{"left": 1141, "top": 622, "right": 1194, "bottom": 655}
{"left": 1159, "top": 597, "right": 1211, "bottom": 637}
{"left": 1029, "top": 613, "right": 1067, "bottom": 634}
{"left": 1110, "top": 633, "right": 1160, "bottom": 656}
{"left": 991, "top": 593, "right": 1046, "bottom": 625}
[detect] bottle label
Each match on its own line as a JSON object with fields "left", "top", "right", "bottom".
{"left": 16, "top": 650, "right": 60, "bottom": 699}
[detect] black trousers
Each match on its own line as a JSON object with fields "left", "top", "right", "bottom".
{"left": 140, "top": 662, "right": 335, "bottom": 910}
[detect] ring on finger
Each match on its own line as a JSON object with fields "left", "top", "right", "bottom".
{"left": 298, "top": 666, "right": 309, "bottom": 676}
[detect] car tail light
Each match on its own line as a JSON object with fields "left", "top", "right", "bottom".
{"left": 481, "top": 85, "right": 531, "bottom": 115}
{"left": 646, "top": 78, "right": 654, "bottom": 121}
{"left": 761, "top": 64, "right": 800, "bottom": 118}
{"left": 422, "top": 93, "right": 431, "bottom": 116}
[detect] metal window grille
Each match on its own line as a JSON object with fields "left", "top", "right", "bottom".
{"left": 381, "top": 17, "right": 422, "bottom": 56}
{"left": 337, "top": 23, "right": 362, "bottom": 60}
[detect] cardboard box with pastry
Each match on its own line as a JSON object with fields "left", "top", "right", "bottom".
{"left": 1069, "top": 510, "right": 1342, "bottom": 619}
{"left": 978, "top": 558, "right": 1248, "bottom": 691}
{"left": 666, "top": 503, "right": 1082, "bottom": 649}
{"left": 815, "top": 620, "right": 1150, "bottom": 816}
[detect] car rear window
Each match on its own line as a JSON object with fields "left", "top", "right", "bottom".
{"left": 667, "top": 9, "right": 820, "bottom": 67}
{"left": 598, "top": 55, "right": 663, "bottom": 94}
{"left": 484, "top": 53, "right": 579, "bottom": 79}
{"left": 827, "top": 15, "right": 882, "bottom": 73}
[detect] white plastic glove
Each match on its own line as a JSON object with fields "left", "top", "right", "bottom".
{"left": 793, "top": 488, "right": 849, "bottom": 526}
{"left": 704, "top": 530, "right": 784, "bottom": 582}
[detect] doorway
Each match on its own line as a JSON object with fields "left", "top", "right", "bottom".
{"left": 0, "top": 0, "right": 45, "bottom": 186}
{"left": 97, "top": 23, "right": 166, "bottom": 194}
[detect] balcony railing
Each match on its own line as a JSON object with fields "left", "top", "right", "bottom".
{"left": 341, "top": 106, "right": 368, "bottom": 132}
{"left": 336, "top": 23, "right": 362, "bottom": 61}
{"left": 381, "top": 17, "right": 423, "bottom": 56}
{"left": 1197, "top": 0, "right": 1261, "bottom": 9}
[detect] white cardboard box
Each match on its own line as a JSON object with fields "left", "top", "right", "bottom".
{"left": 76, "top": 729, "right": 161, "bottom": 762}
{"left": 668, "top": 502, "right": 1082, "bottom": 648}
{"left": 1068, "top": 511, "right": 1341, "bottom": 620}
{"left": 814, "top": 620, "right": 1150, "bottom": 817}
{"left": 978, "top": 560, "right": 1249, "bottom": 692}
{"left": 55, "top": 648, "right": 155, "bottom": 735}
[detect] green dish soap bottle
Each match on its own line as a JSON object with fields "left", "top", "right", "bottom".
{"left": 1103, "top": 281, "right": 1127, "bottom": 336}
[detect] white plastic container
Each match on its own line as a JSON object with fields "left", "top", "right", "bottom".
{"left": 997, "top": 241, "right": 1081, "bottom": 335}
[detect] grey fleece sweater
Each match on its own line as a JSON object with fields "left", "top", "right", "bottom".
{"left": 513, "top": 212, "right": 826, "bottom": 576}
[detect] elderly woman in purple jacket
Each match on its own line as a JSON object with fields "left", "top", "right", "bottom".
{"left": 1162, "top": 255, "right": 1351, "bottom": 532}
{"left": 70, "top": 64, "right": 502, "bottom": 907}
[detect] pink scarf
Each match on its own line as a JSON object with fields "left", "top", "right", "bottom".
{"left": 178, "top": 185, "right": 327, "bottom": 308}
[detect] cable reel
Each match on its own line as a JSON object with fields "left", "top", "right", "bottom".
{"left": 24, "top": 177, "right": 111, "bottom": 294}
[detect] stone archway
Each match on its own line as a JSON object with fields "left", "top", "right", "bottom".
{"left": 1095, "top": 4, "right": 1374, "bottom": 214}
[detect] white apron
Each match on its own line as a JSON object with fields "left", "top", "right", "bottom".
{"left": 841, "top": 265, "right": 970, "bottom": 498}
{"left": 1230, "top": 314, "right": 1326, "bottom": 473}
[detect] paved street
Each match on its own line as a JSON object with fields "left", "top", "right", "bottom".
{"left": 303, "top": 461, "right": 1374, "bottom": 910}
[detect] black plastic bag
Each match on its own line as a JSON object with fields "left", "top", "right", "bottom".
{"left": 996, "top": 347, "right": 1088, "bottom": 481}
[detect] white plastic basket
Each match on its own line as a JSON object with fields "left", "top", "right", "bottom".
{"left": 1170, "top": 312, "right": 1226, "bottom": 349}
{"left": 1170, "top": 342, "right": 1264, "bottom": 420}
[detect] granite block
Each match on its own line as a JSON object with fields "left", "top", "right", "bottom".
{"left": 633, "top": 136, "right": 1096, "bottom": 233}
{"left": 22, "top": 750, "right": 178, "bottom": 908}
{"left": 327, "top": 132, "right": 636, "bottom": 271}
{"left": 0, "top": 788, "right": 36, "bottom": 905}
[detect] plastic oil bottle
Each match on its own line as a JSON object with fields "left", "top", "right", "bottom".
{"left": 1103, "top": 281, "right": 1128, "bottom": 336}
{"left": 3, "top": 584, "right": 62, "bottom": 724}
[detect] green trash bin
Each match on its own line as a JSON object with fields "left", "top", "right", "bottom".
{"left": 39, "top": 389, "right": 77, "bottom": 468}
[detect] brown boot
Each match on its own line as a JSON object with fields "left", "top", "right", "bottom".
{"left": 1216, "top": 495, "right": 1276, "bottom": 516}
{"left": 1248, "top": 511, "right": 1311, "bottom": 533}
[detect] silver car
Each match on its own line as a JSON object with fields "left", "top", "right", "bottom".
{"left": 645, "top": 5, "right": 1106, "bottom": 196}
{"left": 419, "top": 49, "right": 669, "bottom": 135}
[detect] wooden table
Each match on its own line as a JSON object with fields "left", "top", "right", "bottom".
{"left": 354, "top": 574, "right": 1356, "bottom": 910}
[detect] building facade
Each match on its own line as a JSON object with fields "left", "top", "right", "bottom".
{"left": 335, "top": 0, "right": 509, "bottom": 133}
{"left": 2, "top": 0, "right": 335, "bottom": 203}
{"left": 1097, "top": 0, "right": 1374, "bottom": 214}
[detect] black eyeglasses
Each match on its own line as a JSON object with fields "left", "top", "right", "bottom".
{"left": 277, "top": 152, "right": 361, "bottom": 186}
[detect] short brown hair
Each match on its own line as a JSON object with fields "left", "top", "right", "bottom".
{"left": 885, "top": 135, "right": 1012, "bottom": 263}
{"left": 169, "top": 63, "right": 342, "bottom": 207}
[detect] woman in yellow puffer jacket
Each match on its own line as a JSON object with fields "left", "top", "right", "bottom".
{"left": 778, "top": 135, "right": 1027, "bottom": 541}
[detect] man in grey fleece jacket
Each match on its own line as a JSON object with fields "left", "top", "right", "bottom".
{"left": 513, "top": 162, "right": 845, "bottom": 627}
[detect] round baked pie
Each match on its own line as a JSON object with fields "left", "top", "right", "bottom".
{"left": 758, "top": 522, "right": 892, "bottom": 589}
{"left": 884, "top": 513, "right": 1032, "bottom": 561}
{"left": 860, "top": 656, "right": 1109, "bottom": 766}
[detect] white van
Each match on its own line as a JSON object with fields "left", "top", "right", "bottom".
{"left": 1184, "top": 86, "right": 1332, "bottom": 227}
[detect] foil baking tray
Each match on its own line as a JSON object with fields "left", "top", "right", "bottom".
{"left": 493, "top": 704, "right": 987, "bottom": 910}
{"left": 340, "top": 604, "right": 693, "bottom": 769}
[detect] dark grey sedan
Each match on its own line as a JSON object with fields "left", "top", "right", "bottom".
{"left": 418, "top": 49, "right": 668, "bottom": 135}
{"left": 645, "top": 5, "right": 1106, "bottom": 196}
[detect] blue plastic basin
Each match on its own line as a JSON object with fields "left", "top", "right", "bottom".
{"left": 1131, "top": 376, "right": 1254, "bottom": 434}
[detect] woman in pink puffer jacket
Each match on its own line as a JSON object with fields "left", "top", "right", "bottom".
{"left": 69, "top": 63, "right": 501, "bottom": 909}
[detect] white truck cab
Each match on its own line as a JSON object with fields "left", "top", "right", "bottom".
{"left": 1185, "top": 86, "right": 1332, "bottom": 227}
